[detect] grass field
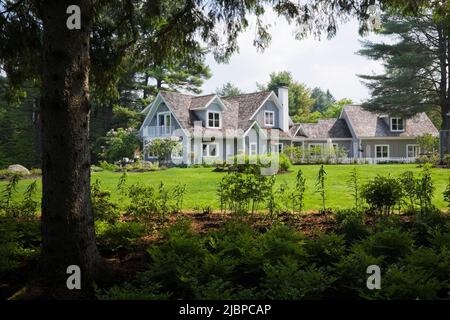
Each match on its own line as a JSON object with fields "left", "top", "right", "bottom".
{"left": 2, "top": 164, "right": 449, "bottom": 212}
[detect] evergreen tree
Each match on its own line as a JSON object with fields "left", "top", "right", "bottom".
{"left": 216, "top": 82, "right": 244, "bottom": 97}
{"left": 358, "top": 13, "right": 449, "bottom": 153}
{"left": 310, "top": 87, "right": 335, "bottom": 113}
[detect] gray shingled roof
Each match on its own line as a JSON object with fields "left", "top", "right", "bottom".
{"left": 222, "top": 91, "right": 272, "bottom": 121}
{"left": 294, "top": 119, "right": 352, "bottom": 139}
{"left": 190, "top": 94, "right": 216, "bottom": 110}
{"left": 343, "top": 105, "right": 439, "bottom": 138}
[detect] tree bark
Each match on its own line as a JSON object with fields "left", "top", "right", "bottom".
{"left": 40, "top": 0, "right": 100, "bottom": 297}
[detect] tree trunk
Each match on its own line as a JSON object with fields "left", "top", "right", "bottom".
{"left": 40, "top": 0, "right": 100, "bottom": 297}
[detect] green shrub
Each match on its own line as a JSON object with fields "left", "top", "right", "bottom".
{"left": 0, "top": 218, "right": 40, "bottom": 272}
{"left": 355, "top": 229, "right": 414, "bottom": 265}
{"left": 262, "top": 258, "right": 334, "bottom": 299}
{"left": 406, "top": 247, "right": 450, "bottom": 285}
{"left": 97, "top": 282, "right": 170, "bottom": 300}
{"left": 334, "top": 209, "right": 369, "bottom": 242}
{"left": 91, "top": 179, "right": 119, "bottom": 223}
{"left": 304, "top": 233, "right": 346, "bottom": 266}
{"left": 218, "top": 172, "right": 274, "bottom": 214}
{"left": 95, "top": 220, "right": 146, "bottom": 251}
{"left": 98, "top": 160, "right": 119, "bottom": 171}
{"left": 361, "top": 175, "right": 403, "bottom": 215}
{"left": 361, "top": 265, "right": 443, "bottom": 300}
{"left": 443, "top": 178, "right": 450, "bottom": 208}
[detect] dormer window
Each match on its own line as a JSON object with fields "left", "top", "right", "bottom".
{"left": 207, "top": 111, "right": 221, "bottom": 128}
{"left": 390, "top": 117, "right": 404, "bottom": 132}
{"left": 264, "top": 111, "right": 275, "bottom": 127}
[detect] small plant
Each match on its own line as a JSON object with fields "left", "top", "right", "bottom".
{"left": 91, "top": 179, "right": 119, "bottom": 223}
{"left": 172, "top": 183, "right": 186, "bottom": 214}
{"left": 295, "top": 169, "right": 306, "bottom": 214}
{"left": 444, "top": 178, "right": 450, "bottom": 209}
{"left": 315, "top": 165, "right": 327, "bottom": 212}
{"left": 21, "top": 181, "right": 38, "bottom": 218}
{"left": 117, "top": 171, "right": 128, "bottom": 196}
{"left": 416, "top": 164, "right": 434, "bottom": 213}
{"left": 399, "top": 171, "right": 417, "bottom": 212}
{"left": 1, "top": 174, "right": 20, "bottom": 209}
{"left": 347, "top": 167, "right": 360, "bottom": 211}
{"left": 361, "top": 175, "right": 403, "bottom": 216}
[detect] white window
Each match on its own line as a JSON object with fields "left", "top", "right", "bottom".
{"left": 375, "top": 145, "right": 389, "bottom": 158}
{"left": 407, "top": 144, "right": 420, "bottom": 158}
{"left": 264, "top": 111, "right": 275, "bottom": 127}
{"left": 390, "top": 117, "right": 404, "bottom": 132}
{"left": 207, "top": 111, "right": 221, "bottom": 128}
{"left": 157, "top": 112, "right": 172, "bottom": 134}
{"left": 249, "top": 143, "right": 257, "bottom": 156}
{"left": 202, "top": 143, "right": 218, "bottom": 157}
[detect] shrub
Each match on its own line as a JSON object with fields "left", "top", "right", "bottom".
{"left": 91, "top": 179, "right": 119, "bottom": 223}
{"left": 443, "top": 178, "right": 450, "bottom": 208}
{"left": 99, "top": 128, "right": 141, "bottom": 163}
{"left": 355, "top": 229, "right": 414, "bottom": 265}
{"left": 334, "top": 209, "right": 369, "bottom": 242}
{"left": 304, "top": 233, "right": 346, "bottom": 266}
{"left": 361, "top": 265, "right": 443, "bottom": 300}
{"left": 97, "top": 282, "right": 170, "bottom": 300}
{"left": 95, "top": 220, "right": 146, "bottom": 251}
{"left": 262, "top": 259, "right": 334, "bottom": 299}
{"left": 0, "top": 217, "right": 40, "bottom": 272}
{"left": 98, "top": 160, "right": 119, "bottom": 171}
{"left": 218, "top": 172, "right": 274, "bottom": 214}
{"left": 361, "top": 175, "right": 403, "bottom": 215}
{"left": 347, "top": 167, "right": 360, "bottom": 210}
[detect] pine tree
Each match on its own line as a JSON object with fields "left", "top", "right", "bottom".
{"left": 358, "top": 13, "right": 450, "bottom": 154}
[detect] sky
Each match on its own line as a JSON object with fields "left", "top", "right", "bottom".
{"left": 201, "top": 12, "right": 388, "bottom": 103}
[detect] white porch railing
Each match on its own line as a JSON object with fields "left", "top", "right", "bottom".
{"left": 296, "top": 156, "right": 417, "bottom": 164}
{"left": 143, "top": 126, "right": 175, "bottom": 137}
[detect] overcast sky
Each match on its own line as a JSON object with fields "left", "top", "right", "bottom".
{"left": 201, "top": 13, "right": 387, "bottom": 103}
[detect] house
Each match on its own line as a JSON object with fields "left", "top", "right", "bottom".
{"left": 139, "top": 87, "right": 439, "bottom": 164}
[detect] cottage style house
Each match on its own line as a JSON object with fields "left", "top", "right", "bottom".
{"left": 139, "top": 87, "right": 439, "bottom": 164}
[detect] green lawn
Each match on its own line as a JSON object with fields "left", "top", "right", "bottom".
{"left": 1, "top": 164, "right": 449, "bottom": 211}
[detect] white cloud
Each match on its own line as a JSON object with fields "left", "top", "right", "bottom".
{"left": 202, "top": 11, "right": 386, "bottom": 103}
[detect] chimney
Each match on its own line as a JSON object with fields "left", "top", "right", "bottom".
{"left": 278, "top": 86, "right": 289, "bottom": 132}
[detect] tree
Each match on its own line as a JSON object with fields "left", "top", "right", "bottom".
{"left": 310, "top": 87, "right": 335, "bottom": 113}
{"left": 99, "top": 128, "right": 141, "bottom": 163}
{"left": 216, "top": 82, "right": 243, "bottom": 97}
{"left": 1, "top": 0, "right": 435, "bottom": 297}
{"left": 141, "top": 54, "right": 212, "bottom": 99}
{"left": 261, "top": 71, "right": 315, "bottom": 116}
{"left": 144, "top": 137, "right": 180, "bottom": 163}
{"left": 358, "top": 13, "right": 449, "bottom": 155}
{"left": 323, "top": 98, "right": 353, "bottom": 118}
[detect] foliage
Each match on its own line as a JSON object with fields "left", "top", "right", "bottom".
{"left": 361, "top": 175, "right": 403, "bottom": 215}
{"left": 355, "top": 228, "right": 414, "bottom": 265}
{"left": 95, "top": 220, "right": 146, "bottom": 251}
{"left": 358, "top": 13, "right": 448, "bottom": 131}
{"left": 145, "top": 138, "right": 180, "bottom": 163}
{"left": 216, "top": 82, "right": 243, "bottom": 97}
{"left": 91, "top": 179, "right": 119, "bottom": 223}
{"left": 126, "top": 182, "right": 186, "bottom": 221}
{"left": 315, "top": 165, "right": 327, "bottom": 212}
{"left": 347, "top": 167, "right": 360, "bottom": 211}
{"left": 334, "top": 209, "right": 369, "bottom": 242}
{"left": 260, "top": 71, "right": 314, "bottom": 117}
{"left": 417, "top": 134, "right": 440, "bottom": 155}
{"left": 98, "top": 161, "right": 120, "bottom": 172}
{"left": 99, "top": 128, "right": 141, "bottom": 163}
{"left": 444, "top": 178, "right": 450, "bottom": 209}
{"left": 295, "top": 169, "right": 306, "bottom": 214}
{"left": 218, "top": 172, "right": 274, "bottom": 214}
{"left": 0, "top": 217, "right": 40, "bottom": 272}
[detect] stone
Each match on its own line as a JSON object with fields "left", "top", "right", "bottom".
{"left": 7, "top": 164, "right": 31, "bottom": 176}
